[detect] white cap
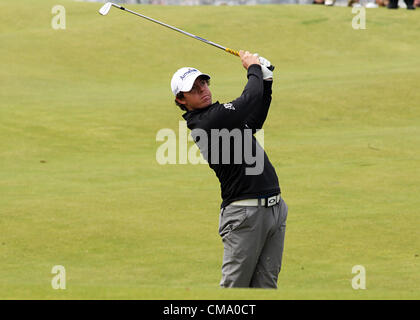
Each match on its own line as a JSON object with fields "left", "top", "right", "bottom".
{"left": 171, "top": 67, "right": 210, "bottom": 96}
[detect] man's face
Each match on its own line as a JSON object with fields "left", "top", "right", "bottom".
{"left": 176, "top": 76, "right": 212, "bottom": 111}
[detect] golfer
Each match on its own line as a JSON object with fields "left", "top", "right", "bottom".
{"left": 170, "top": 51, "right": 288, "bottom": 288}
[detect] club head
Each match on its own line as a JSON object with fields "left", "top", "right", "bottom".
{"left": 99, "top": 2, "right": 112, "bottom": 15}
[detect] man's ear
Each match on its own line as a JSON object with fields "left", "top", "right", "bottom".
{"left": 175, "top": 94, "right": 187, "bottom": 106}
{"left": 175, "top": 97, "right": 185, "bottom": 105}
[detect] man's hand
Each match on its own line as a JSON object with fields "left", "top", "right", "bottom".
{"left": 239, "top": 50, "right": 260, "bottom": 70}
{"left": 257, "top": 55, "right": 271, "bottom": 68}
{"left": 261, "top": 65, "right": 273, "bottom": 81}
{"left": 254, "top": 54, "right": 273, "bottom": 81}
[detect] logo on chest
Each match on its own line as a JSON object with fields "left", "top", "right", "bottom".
{"left": 223, "top": 103, "right": 235, "bottom": 110}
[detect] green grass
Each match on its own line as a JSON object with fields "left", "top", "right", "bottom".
{"left": 0, "top": 0, "right": 419, "bottom": 299}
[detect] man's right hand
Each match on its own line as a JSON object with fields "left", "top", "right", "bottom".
{"left": 239, "top": 50, "right": 261, "bottom": 70}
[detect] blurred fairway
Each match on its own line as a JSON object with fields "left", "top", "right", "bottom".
{"left": 0, "top": 0, "right": 419, "bottom": 299}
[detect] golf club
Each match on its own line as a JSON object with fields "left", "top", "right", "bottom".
{"left": 98, "top": 2, "right": 274, "bottom": 71}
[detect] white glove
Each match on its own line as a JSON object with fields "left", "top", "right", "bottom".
{"left": 254, "top": 53, "right": 273, "bottom": 81}
{"left": 261, "top": 65, "right": 273, "bottom": 81}
{"left": 258, "top": 55, "right": 271, "bottom": 68}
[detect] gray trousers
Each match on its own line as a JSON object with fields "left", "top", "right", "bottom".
{"left": 218, "top": 198, "right": 288, "bottom": 288}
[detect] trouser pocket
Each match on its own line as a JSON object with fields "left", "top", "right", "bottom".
{"left": 218, "top": 205, "right": 249, "bottom": 238}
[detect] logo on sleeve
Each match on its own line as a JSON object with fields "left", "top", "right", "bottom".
{"left": 223, "top": 103, "right": 235, "bottom": 110}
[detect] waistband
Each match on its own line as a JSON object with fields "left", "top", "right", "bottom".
{"left": 229, "top": 194, "right": 281, "bottom": 208}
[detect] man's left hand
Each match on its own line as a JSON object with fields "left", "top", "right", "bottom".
{"left": 261, "top": 65, "right": 273, "bottom": 81}
{"left": 254, "top": 54, "right": 273, "bottom": 81}
{"left": 257, "top": 55, "right": 271, "bottom": 68}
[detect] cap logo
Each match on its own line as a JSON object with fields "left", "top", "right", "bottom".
{"left": 180, "top": 68, "right": 198, "bottom": 80}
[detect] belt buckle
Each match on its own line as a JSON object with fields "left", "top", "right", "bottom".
{"left": 265, "top": 195, "right": 277, "bottom": 208}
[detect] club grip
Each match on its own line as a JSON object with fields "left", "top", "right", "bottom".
{"left": 226, "top": 48, "right": 275, "bottom": 71}
{"left": 225, "top": 48, "right": 240, "bottom": 57}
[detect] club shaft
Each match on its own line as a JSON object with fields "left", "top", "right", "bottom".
{"left": 111, "top": 3, "right": 239, "bottom": 56}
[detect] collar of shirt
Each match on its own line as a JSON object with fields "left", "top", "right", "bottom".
{"left": 182, "top": 101, "right": 219, "bottom": 120}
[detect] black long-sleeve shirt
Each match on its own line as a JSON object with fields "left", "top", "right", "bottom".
{"left": 182, "top": 64, "right": 280, "bottom": 208}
